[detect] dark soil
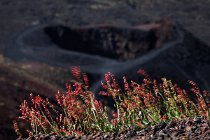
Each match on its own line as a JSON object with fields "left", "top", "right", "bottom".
{"left": 0, "top": 0, "right": 210, "bottom": 140}
{"left": 1, "top": 0, "right": 210, "bottom": 47}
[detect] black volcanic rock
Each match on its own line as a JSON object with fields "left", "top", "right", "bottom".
{"left": 21, "top": 117, "right": 210, "bottom": 140}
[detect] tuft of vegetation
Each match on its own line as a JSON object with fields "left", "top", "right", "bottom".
{"left": 13, "top": 68, "right": 209, "bottom": 139}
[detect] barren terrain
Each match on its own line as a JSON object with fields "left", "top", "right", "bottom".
{"left": 0, "top": 0, "right": 210, "bottom": 139}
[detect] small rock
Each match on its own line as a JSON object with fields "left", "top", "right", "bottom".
{"left": 103, "top": 134, "right": 109, "bottom": 139}
{"left": 125, "top": 130, "right": 136, "bottom": 138}
{"left": 193, "top": 117, "right": 202, "bottom": 123}
{"left": 165, "top": 120, "right": 176, "bottom": 129}
{"left": 158, "top": 130, "right": 167, "bottom": 136}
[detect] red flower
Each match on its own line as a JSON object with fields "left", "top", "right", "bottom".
{"left": 71, "top": 66, "right": 81, "bottom": 80}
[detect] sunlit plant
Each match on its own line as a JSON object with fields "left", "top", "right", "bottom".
{"left": 13, "top": 68, "right": 209, "bottom": 139}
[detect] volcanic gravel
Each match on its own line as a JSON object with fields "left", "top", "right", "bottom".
{"left": 24, "top": 117, "right": 210, "bottom": 140}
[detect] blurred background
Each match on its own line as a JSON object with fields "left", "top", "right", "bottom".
{"left": 0, "top": 0, "right": 210, "bottom": 139}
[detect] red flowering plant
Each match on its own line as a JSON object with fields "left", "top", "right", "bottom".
{"left": 13, "top": 68, "right": 209, "bottom": 139}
